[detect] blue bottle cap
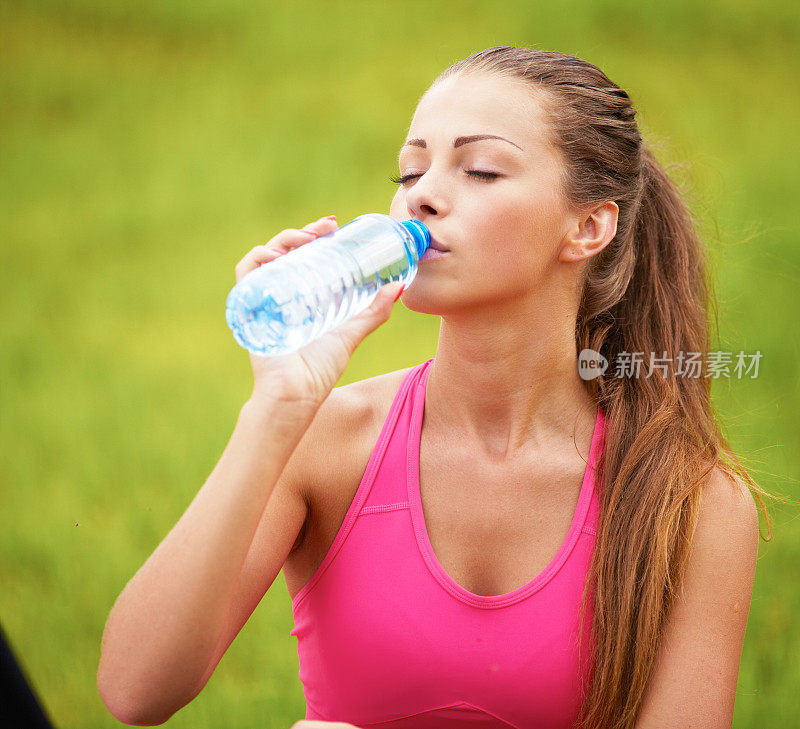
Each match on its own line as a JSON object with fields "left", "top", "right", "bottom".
{"left": 401, "top": 220, "right": 431, "bottom": 259}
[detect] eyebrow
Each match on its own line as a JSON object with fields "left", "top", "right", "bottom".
{"left": 400, "top": 134, "right": 524, "bottom": 152}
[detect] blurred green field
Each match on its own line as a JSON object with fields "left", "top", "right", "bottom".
{"left": 1, "top": 1, "right": 798, "bottom": 727}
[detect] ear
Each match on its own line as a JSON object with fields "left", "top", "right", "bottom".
{"left": 558, "top": 200, "right": 619, "bottom": 263}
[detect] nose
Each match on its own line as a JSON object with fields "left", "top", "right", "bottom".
{"left": 404, "top": 167, "right": 449, "bottom": 219}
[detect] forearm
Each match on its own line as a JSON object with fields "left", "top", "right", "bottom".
{"left": 98, "top": 397, "right": 320, "bottom": 723}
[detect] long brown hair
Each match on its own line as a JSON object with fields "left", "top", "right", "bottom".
{"left": 432, "top": 47, "right": 776, "bottom": 728}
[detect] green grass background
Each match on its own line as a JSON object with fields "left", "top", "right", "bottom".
{"left": 1, "top": 1, "right": 798, "bottom": 726}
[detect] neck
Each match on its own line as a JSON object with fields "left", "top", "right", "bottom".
{"left": 426, "top": 290, "right": 595, "bottom": 461}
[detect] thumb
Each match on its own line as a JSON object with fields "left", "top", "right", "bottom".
{"left": 374, "top": 280, "right": 405, "bottom": 313}
{"left": 362, "top": 280, "right": 405, "bottom": 322}
{"left": 332, "top": 281, "right": 405, "bottom": 351}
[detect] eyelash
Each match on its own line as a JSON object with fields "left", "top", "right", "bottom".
{"left": 389, "top": 170, "right": 499, "bottom": 185}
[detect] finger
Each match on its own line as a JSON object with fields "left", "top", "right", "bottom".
{"left": 234, "top": 216, "right": 337, "bottom": 282}
{"left": 282, "top": 215, "right": 338, "bottom": 250}
{"left": 301, "top": 214, "right": 338, "bottom": 237}
{"left": 235, "top": 243, "right": 289, "bottom": 282}
{"left": 262, "top": 215, "right": 338, "bottom": 256}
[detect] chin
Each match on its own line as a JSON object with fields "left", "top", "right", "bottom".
{"left": 396, "top": 285, "right": 457, "bottom": 318}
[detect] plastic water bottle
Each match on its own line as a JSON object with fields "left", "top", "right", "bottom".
{"left": 225, "top": 213, "right": 431, "bottom": 357}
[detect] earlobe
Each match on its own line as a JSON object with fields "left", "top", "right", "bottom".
{"left": 557, "top": 242, "right": 583, "bottom": 263}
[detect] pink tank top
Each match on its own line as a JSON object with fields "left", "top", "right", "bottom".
{"left": 290, "top": 358, "right": 605, "bottom": 728}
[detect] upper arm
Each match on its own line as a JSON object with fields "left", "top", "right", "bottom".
{"left": 635, "top": 467, "right": 761, "bottom": 728}
{"left": 187, "top": 387, "right": 349, "bottom": 699}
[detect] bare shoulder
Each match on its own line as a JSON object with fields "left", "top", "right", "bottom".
{"left": 697, "top": 466, "right": 761, "bottom": 550}
{"left": 340, "top": 364, "right": 417, "bottom": 399}
{"left": 329, "top": 365, "right": 416, "bottom": 433}
{"left": 297, "top": 365, "right": 413, "bottom": 450}
{"left": 303, "top": 365, "right": 416, "bottom": 468}
{"left": 678, "top": 464, "right": 761, "bottom": 602}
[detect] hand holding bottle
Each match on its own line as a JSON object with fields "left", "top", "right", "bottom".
{"left": 233, "top": 215, "right": 405, "bottom": 409}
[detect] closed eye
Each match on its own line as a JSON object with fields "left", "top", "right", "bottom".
{"left": 389, "top": 170, "right": 499, "bottom": 185}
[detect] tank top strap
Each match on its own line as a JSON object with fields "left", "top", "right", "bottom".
{"left": 582, "top": 406, "right": 606, "bottom": 537}
{"left": 357, "top": 358, "right": 434, "bottom": 512}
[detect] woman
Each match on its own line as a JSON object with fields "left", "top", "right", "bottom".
{"left": 98, "top": 47, "right": 773, "bottom": 729}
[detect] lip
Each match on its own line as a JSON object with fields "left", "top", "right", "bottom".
{"left": 427, "top": 236, "right": 449, "bottom": 252}
{"left": 420, "top": 247, "right": 447, "bottom": 261}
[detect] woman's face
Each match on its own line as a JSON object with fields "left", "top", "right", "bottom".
{"left": 389, "top": 72, "right": 577, "bottom": 315}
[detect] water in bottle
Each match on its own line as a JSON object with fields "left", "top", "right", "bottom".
{"left": 225, "top": 213, "right": 431, "bottom": 357}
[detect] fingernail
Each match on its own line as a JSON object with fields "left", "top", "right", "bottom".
{"left": 325, "top": 215, "right": 337, "bottom": 221}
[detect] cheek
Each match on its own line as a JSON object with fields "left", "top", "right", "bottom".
{"left": 477, "top": 199, "right": 559, "bottom": 279}
{"left": 512, "top": 190, "right": 565, "bottom": 256}
{"left": 487, "top": 200, "right": 540, "bottom": 255}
